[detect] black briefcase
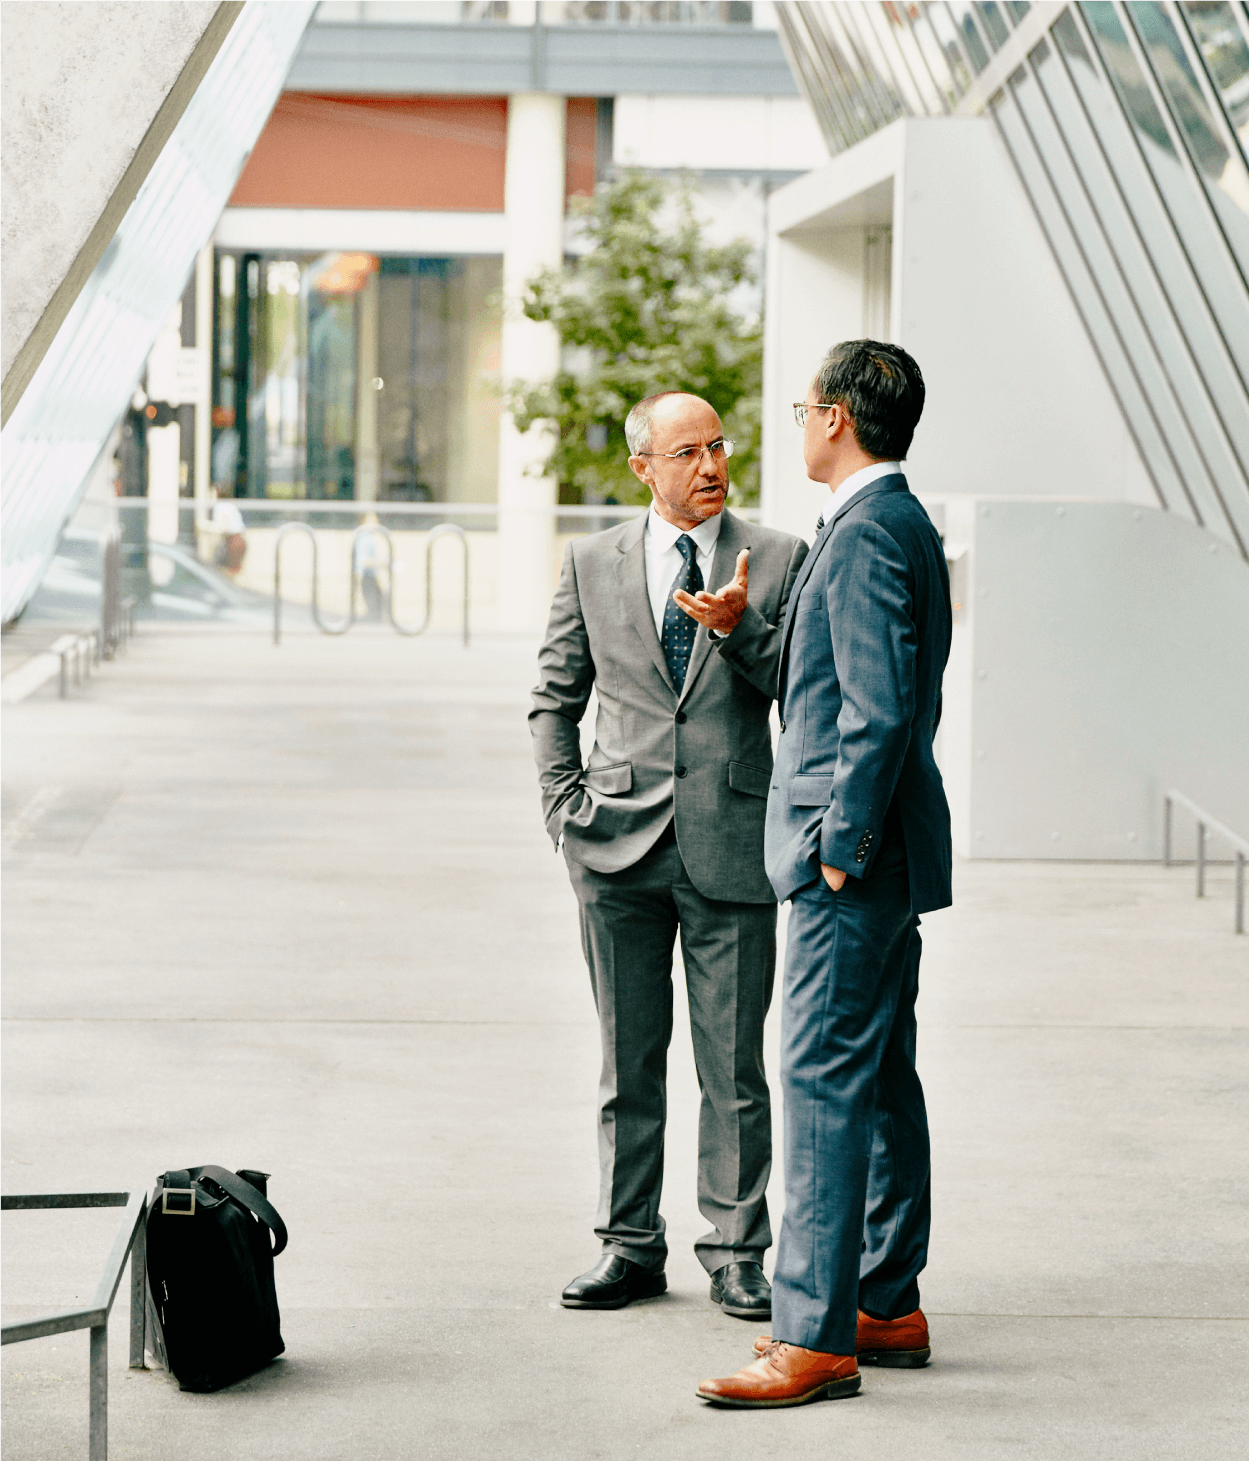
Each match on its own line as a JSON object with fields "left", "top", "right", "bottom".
{"left": 145, "top": 1165, "right": 288, "bottom": 1392}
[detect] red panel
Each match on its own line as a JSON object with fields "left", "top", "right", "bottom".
{"left": 565, "top": 98, "right": 598, "bottom": 202}
{"left": 229, "top": 94, "right": 508, "bottom": 211}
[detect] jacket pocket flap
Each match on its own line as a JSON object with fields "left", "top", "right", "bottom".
{"left": 584, "top": 761, "right": 633, "bottom": 795}
{"left": 788, "top": 774, "right": 835, "bottom": 807}
{"left": 728, "top": 761, "right": 771, "bottom": 799}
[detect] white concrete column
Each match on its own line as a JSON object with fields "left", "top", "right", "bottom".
{"left": 355, "top": 271, "right": 380, "bottom": 502}
{"left": 193, "top": 243, "right": 213, "bottom": 524}
{"left": 498, "top": 91, "right": 565, "bottom": 634}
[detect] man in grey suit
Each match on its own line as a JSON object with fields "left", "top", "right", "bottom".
{"left": 531, "top": 391, "right": 807, "bottom": 1318}
{"left": 698, "top": 341, "right": 951, "bottom": 1407}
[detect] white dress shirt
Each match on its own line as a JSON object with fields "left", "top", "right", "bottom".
{"left": 643, "top": 505, "right": 723, "bottom": 638}
{"left": 820, "top": 460, "right": 903, "bottom": 530}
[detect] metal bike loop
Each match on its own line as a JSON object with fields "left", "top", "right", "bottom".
{"left": 274, "top": 519, "right": 469, "bottom": 646}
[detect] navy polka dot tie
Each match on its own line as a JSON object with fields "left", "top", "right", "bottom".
{"left": 662, "top": 534, "right": 703, "bottom": 694}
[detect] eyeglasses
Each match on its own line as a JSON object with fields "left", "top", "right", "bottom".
{"left": 637, "top": 439, "right": 734, "bottom": 465}
{"left": 793, "top": 403, "right": 833, "bottom": 427}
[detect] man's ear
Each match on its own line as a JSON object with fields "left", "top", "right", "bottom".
{"left": 628, "top": 455, "right": 652, "bottom": 487}
{"left": 827, "top": 404, "right": 855, "bottom": 445}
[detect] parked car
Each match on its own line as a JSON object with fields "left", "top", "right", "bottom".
{"left": 22, "top": 533, "right": 295, "bottom": 628}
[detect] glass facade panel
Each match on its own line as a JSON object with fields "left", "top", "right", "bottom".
{"left": 944, "top": 1, "right": 993, "bottom": 76}
{"left": 991, "top": 82, "right": 1183, "bottom": 514}
{"left": 1127, "top": 1, "right": 1249, "bottom": 279}
{"left": 1181, "top": 0, "right": 1249, "bottom": 153}
{"left": 1012, "top": 52, "right": 1217, "bottom": 522}
{"left": 1052, "top": 10, "right": 1249, "bottom": 513}
{"left": 773, "top": 2, "right": 1249, "bottom": 554}
{"left": 975, "top": 1, "right": 1013, "bottom": 50}
{"left": 1082, "top": 4, "right": 1249, "bottom": 386}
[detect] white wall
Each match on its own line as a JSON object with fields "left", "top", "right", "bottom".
{"left": 614, "top": 94, "right": 828, "bottom": 174}
{"left": 939, "top": 498, "right": 1249, "bottom": 860}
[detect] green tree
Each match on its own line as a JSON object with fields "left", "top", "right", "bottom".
{"left": 510, "top": 172, "right": 764, "bottom": 507}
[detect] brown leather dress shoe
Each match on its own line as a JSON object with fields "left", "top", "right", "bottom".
{"left": 697, "top": 1342, "right": 860, "bottom": 1408}
{"left": 753, "top": 1307, "right": 930, "bottom": 1368}
{"left": 857, "top": 1308, "right": 930, "bottom": 1367}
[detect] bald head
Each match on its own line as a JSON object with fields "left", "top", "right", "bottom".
{"left": 624, "top": 392, "right": 711, "bottom": 456}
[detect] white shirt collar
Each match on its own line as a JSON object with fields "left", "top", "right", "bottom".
{"left": 823, "top": 460, "right": 902, "bottom": 525}
{"left": 645, "top": 504, "right": 723, "bottom": 555}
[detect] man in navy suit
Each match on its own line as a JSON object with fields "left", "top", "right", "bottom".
{"left": 698, "top": 340, "right": 952, "bottom": 1408}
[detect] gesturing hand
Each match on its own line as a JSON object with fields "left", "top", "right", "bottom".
{"left": 673, "top": 549, "right": 749, "bottom": 637}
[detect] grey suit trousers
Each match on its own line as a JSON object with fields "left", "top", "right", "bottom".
{"left": 565, "top": 827, "right": 776, "bottom": 1274}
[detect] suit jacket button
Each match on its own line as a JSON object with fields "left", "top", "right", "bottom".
{"left": 675, "top": 710, "right": 686, "bottom": 724}
{"left": 780, "top": 719, "right": 786, "bottom": 732}
{"left": 676, "top": 766, "right": 688, "bottom": 778}
{"left": 855, "top": 852, "right": 866, "bottom": 863}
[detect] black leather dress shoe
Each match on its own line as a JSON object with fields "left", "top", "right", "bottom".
{"left": 561, "top": 1254, "right": 667, "bottom": 1310}
{"left": 709, "top": 1261, "right": 772, "bottom": 1319}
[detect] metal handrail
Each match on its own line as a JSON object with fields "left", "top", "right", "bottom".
{"left": 2, "top": 1189, "right": 148, "bottom": 1460}
{"left": 273, "top": 519, "right": 470, "bottom": 646}
{"left": 1163, "top": 790, "right": 1247, "bottom": 935}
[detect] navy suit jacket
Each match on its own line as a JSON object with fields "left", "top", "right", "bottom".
{"left": 764, "top": 474, "right": 953, "bottom": 914}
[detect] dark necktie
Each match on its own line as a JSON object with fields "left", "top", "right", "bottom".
{"left": 661, "top": 534, "right": 703, "bottom": 693}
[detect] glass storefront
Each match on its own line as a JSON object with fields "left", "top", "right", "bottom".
{"left": 211, "top": 250, "right": 502, "bottom": 503}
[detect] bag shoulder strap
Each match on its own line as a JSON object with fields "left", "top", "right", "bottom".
{"left": 195, "top": 1166, "right": 288, "bottom": 1257}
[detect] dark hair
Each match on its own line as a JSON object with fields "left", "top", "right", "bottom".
{"left": 813, "top": 340, "right": 925, "bottom": 460}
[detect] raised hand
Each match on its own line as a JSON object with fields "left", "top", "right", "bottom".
{"left": 673, "top": 548, "right": 749, "bottom": 637}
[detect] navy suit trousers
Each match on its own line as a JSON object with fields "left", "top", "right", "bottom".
{"left": 771, "top": 830, "right": 931, "bottom": 1354}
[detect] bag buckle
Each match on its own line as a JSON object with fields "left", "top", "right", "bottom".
{"left": 161, "top": 1187, "right": 196, "bottom": 1216}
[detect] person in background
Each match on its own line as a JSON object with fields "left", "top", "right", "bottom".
{"left": 354, "top": 512, "right": 387, "bottom": 622}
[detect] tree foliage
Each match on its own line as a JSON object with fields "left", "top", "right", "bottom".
{"left": 509, "top": 172, "right": 763, "bottom": 506}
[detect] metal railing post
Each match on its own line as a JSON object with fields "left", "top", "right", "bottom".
{"left": 128, "top": 1217, "right": 147, "bottom": 1369}
{"left": 89, "top": 1324, "right": 107, "bottom": 1461}
{"left": 1165, "top": 790, "right": 1249, "bottom": 935}
{"left": 1237, "top": 852, "right": 1246, "bottom": 937}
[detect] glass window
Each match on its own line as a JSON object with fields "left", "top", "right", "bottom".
{"left": 839, "top": 2, "right": 917, "bottom": 120}
{"left": 922, "top": 2, "right": 976, "bottom": 97}
{"left": 211, "top": 250, "right": 503, "bottom": 504}
{"left": 991, "top": 81, "right": 1184, "bottom": 517}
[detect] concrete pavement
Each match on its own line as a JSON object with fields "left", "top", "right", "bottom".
{"left": 2, "top": 624, "right": 1246, "bottom": 1459}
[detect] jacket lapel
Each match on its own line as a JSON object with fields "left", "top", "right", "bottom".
{"left": 616, "top": 513, "right": 675, "bottom": 694}
{"left": 678, "top": 509, "right": 747, "bottom": 704}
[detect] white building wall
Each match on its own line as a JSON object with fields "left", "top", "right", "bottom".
{"left": 762, "top": 117, "right": 1155, "bottom": 543}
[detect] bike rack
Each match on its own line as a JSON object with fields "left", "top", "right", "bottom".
{"left": 273, "top": 520, "right": 469, "bottom": 647}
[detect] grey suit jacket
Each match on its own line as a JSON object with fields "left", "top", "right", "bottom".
{"left": 530, "top": 507, "right": 808, "bottom": 904}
